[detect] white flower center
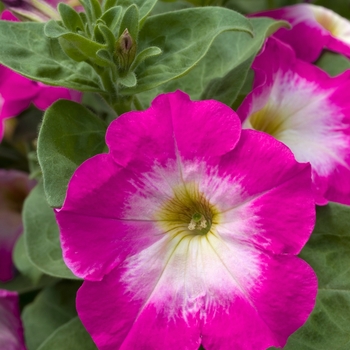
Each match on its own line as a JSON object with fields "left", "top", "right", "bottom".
{"left": 310, "top": 5, "right": 350, "bottom": 44}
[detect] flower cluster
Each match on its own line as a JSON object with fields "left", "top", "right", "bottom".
{"left": 56, "top": 91, "right": 317, "bottom": 349}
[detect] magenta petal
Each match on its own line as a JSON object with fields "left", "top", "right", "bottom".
{"left": 77, "top": 267, "right": 201, "bottom": 350}
{"left": 33, "top": 85, "right": 82, "bottom": 110}
{"left": 251, "top": 4, "right": 350, "bottom": 62}
{"left": 0, "top": 290, "right": 26, "bottom": 350}
{"left": 239, "top": 37, "right": 350, "bottom": 205}
{"left": 218, "top": 130, "right": 314, "bottom": 255}
{"left": 107, "top": 91, "right": 241, "bottom": 170}
{"left": 201, "top": 255, "right": 317, "bottom": 349}
{"left": 57, "top": 154, "right": 164, "bottom": 280}
{"left": 1, "top": 10, "right": 19, "bottom": 21}
{"left": 0, "top": 170, "right": 34, "bottom": 282}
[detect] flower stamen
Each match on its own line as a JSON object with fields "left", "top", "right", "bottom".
{"left": 188, "top": 212, "right": 208, "bottom": 231}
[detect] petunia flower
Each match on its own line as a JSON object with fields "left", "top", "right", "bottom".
{"left": 251, "top": 4, "right": 350, "bottom": 62}
{"left": 1, "top": 0, "right": 82, "bottom": 22}
{"left": 56, "top": 91, "right": 317, "bottom": 349}
{"left": 238, "top": 37, "right": 350, "bottom": 206}
{"left": 0, "top": 170, "right": 35, "bottom": 282}
{"left": 0, "top": 10, "right": 81, "bottom": 141}
{"left": 0, "top": 289, "right": 26, "bottom": 350}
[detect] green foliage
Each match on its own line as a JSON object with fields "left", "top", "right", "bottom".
{"left": 0, "top": 274, "right": 57, "bottom": 295}
{"left": 116, "top": 0, "right": 158, "bottom": 27}
{"left": 316, "top": 51, "right": 350, "bottom": 77}
{"left": 314, "top": 0, "right": 350, "bottom": 19}
{"left": 270, "top": 203, "right": 350, "bottom": 350}
{"left": 37, "top": 317, "right": 97, "bottom": 350}
{"left": 138, "top": 17, "right": 287, "bottom": 107}
{"left": 201, "top": 18, "right": 289, "bottom": 105}
{"left": 13, "top": 235, "right": 43, "bottom": 284}
{"left": 0, "top": 21, "right": 102, "bottom": 92}
{"left": 37, "top": 100, "right": 107, "bottom": 207}
{"left": 122, "top": 7, "right": 254, "bottom": 95}
{"left": 23, "top": 182, "right": 78, "bottom": 279}
{"left": 44, "top": 21, "right": 108, "bottom": 66}
{"left": 22, "top": 281, "right": 81, "bottom": 350}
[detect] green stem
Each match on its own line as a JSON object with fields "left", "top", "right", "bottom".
{"left": 267, "top": 0, "right": 275, "bottom": 9}
{"left": 112, "top": 95, "right": 133, "bottom": 115}
{"left": 133, "top": 95, "right": 144, "bottom": 111}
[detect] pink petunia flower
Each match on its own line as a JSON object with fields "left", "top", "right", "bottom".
{"left": 0, "top": 10, "right": 82, "bottom": 141}
{"left": 251, "top": 4, "right": 350, "bottom": 62}
{"left": 56, "top": 91, "right": 317, "bottom": 349}
{"left": 238, "top": 37, "right": 350, "bottom": 206}
{"left": 2, "top": 0, "right": 82, "bottom": 22}
{"left": 0, "top": 170, "right": 35, "bottom": 282}
{"left": 0, "top": 289, "right": 26, "bottom": 349}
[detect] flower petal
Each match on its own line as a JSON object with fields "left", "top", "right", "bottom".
{"left": 77, "top": 265, "right": 201, "bottom": 350}
{"left": 106, "top": 91, "right": 241, "bottom": 171}
{"left": 238, "top": 38, "right": 350, "bottom": 205}
{"left": 0, "top": 290, "right": 26, "bottom": 350}
{"left": 216, "top": 130, "right": 314, "bottom": 254}
{"left": 251, "top": 4, "right": 350, "bottom": 62}
{"left": 0, "top": 170, "right": 34, "bottom": 282}
{"left": 201, "top": 255, "right": 317, "bottom": 349}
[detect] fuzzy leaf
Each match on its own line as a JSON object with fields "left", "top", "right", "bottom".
{"left": 137, "top": 17, "right": 287, "bottom": 106}
{"left": 22, "top": 281, "right": 80, "bottom": 350}
{"left": 118, "top": 4, "right": 139, "bottom": 40}
{"left": 117, "top": 0, "right": 158, "bottom": 26}
{"left": 0, "top": 274, "right": 57, "bottom": 294}
{"left": 316, "top": 51, "right": 350, "bottom": 77}
{"left": 58, "top": 3, "right": 85, "bottom": 33}
{"left": 13, "top": 234, "right": 43, "bottom": 284}
{"left": 37, "top": 100, "right": 107, "bottom": 208}
{"left": 37, "top": 317, "right": 97, "bottom": 350}
{"left": 0, "top": 21, "right": 102, "bottom": 92}
{"left": 130, "top": 46, "right": 162, "bottom": 71}
{"left": 45, "top": 21, "right": 108, "bottom": 66}
{"left": 23, "top": 182, "right": 78, "bottom": 279}
{"left": 121, "top": 7, "right": 253, "bottom": 95}
{"left": 100, "top": 6, "right": 122, "bottom": 33}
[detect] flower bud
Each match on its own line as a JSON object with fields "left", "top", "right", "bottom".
{"left": 115, "top": 28, "right": 137, "bottom": 74}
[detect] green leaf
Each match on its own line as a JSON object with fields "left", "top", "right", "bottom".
{"left": 58, "top": 3, "right": 85, "bottom": 33}
{"left": 0, "top": 274, "right": 57, "bottom": 295}
{"left": 119, "top": 71, "right": 137, "bottom": 87}
{"left": 100, "top": 6, "right": 123, "bottom": 35}
{"left": 118, "top": 4, "right": 139, "bottom": 41}
{"left": 137, "top": 17, "right": 287, "bottom": 106}
{"left": 201, "top": 18, "right": 289, "bottom": 105}
{"left": 80, "top": 0, "right": 102, "bottom": 24}
{"left": 22, "top": 281, "right": 81, "bottom": 350}
{"left": 316, "top": 50, "right": 350, "bottom": 77}
{"left": 270, "top": 203, "right": 350, "bottom": 350}
{"left": 0, "top": 21, "right": 102, "bottom": 92}
{"left": 45, "top": 21, "right": 108, "bottom": 67}
{"left": 37, "top": 100, "right": 107, "bottom": 207}
{"left": 117, "top": 0, "right": 158, "bottom": 27}
{"left": 97, "top": 24, "right": 116, "bottom": 51}
{"left": 37, "top": 317, "right": 97, "bottom": 350}
{"left": 121, "top": 7, "right": 254, "bottom": 95}
{"left": 130, "top": 46, "right": 162, "bottom": 71}
{"left": 13, "top": 234, "right": 43, "bottom": 284}
{"left": 23, "top": 182, "right": 78, "bottom": 279}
